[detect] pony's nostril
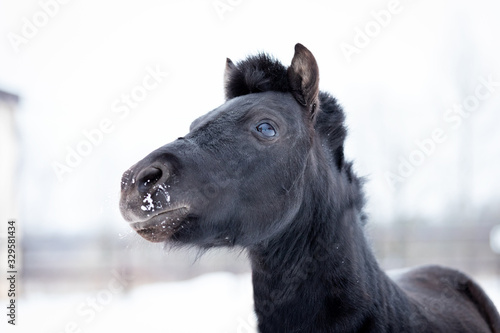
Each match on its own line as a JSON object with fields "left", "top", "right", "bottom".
{"left": 137, "top": 166, "right": 164, "bottom": 193}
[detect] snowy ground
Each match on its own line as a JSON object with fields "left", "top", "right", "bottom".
{"left": 4, "top": 273, "right": 256, "bottom": 333}
{"left": 2, "top": 273, "right": 499, "bottom": 333}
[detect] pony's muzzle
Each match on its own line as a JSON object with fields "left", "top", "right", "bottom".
{"left": 120, "top": 160, "right": 173, "bottom": 223}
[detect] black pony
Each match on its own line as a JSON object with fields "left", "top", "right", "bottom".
{"left": 120, "top": 44, "right": 500, "bottom": 332}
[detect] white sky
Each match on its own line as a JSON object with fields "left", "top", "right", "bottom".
{"left": 1, "top": 0, "right": 500, "bottom": 235}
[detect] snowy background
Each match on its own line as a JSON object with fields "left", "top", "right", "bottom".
{"left": 1, "top": 0, "right": 500, "bottom": 332}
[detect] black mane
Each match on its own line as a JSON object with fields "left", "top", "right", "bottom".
{"left": 224, "top": 52, "right": 366, "bottom": 224}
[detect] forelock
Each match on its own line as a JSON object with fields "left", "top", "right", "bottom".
{"left": 224, "top": 53, "right": 290, "bottom": 100}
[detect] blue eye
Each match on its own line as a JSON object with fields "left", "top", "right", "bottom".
{"left": 256, "top": 123, "right": 276, "bottom": 137}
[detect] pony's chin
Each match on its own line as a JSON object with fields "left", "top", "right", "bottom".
{"left": 130, "top": 207, "right": 189, "bottom": 243}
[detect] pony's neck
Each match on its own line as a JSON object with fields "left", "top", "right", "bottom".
{"left": 248, "top": 162, "right": 408, "bottom": 332}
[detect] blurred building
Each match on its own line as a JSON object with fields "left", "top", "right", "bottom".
{"left": 0, "top": 89, "right": 19, "bottom": 214}
{"left": 0, "top": 89, "right": 19, "bottom": 298}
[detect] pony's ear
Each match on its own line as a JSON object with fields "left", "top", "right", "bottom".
{"left": 224, "top": 58, "right": 242, "bottom": 100}
{"left": 287, "top": 43, "right": 320, "bottom": 118}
